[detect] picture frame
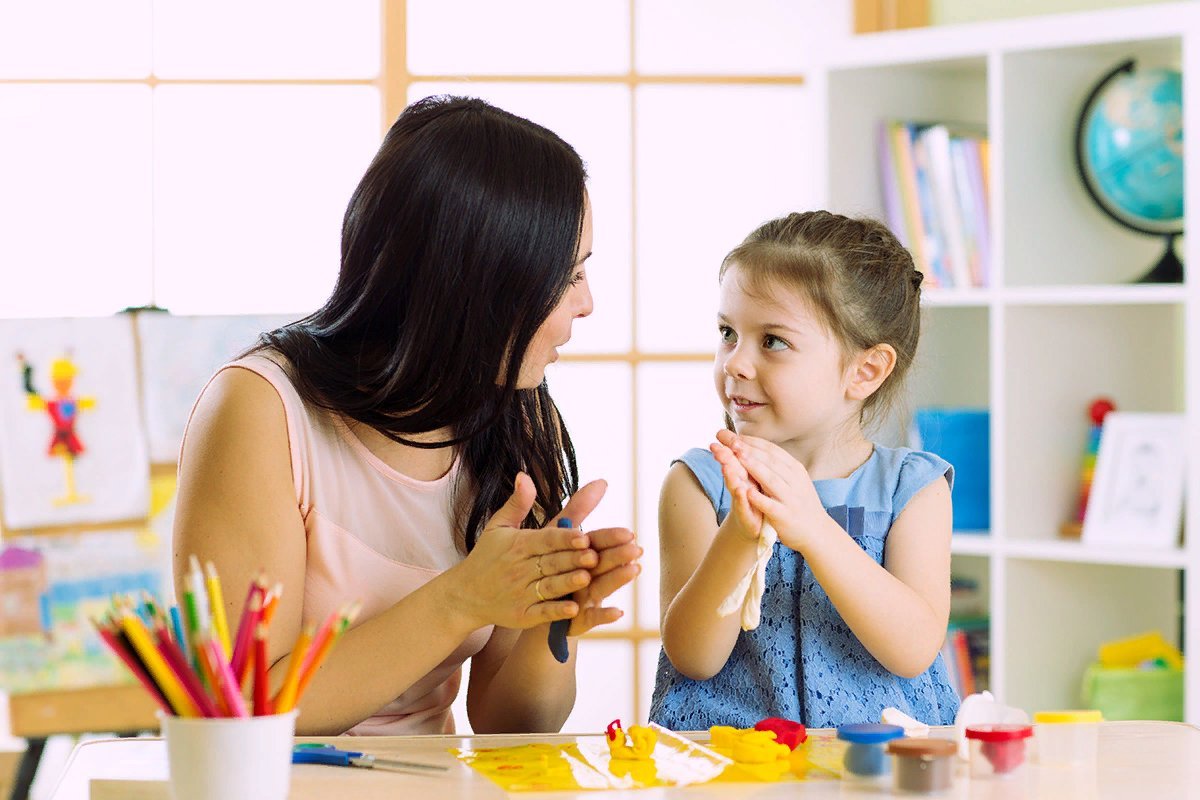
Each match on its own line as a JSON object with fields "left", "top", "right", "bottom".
{"left": 1082, "top": 412, "right": 1186, "bottom": 550}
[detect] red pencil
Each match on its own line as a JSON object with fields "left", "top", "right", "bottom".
{"left": 231, "top": 591, "right": 264, "bottom": 688}
{"left": 91, "top": 618, "right": 172, "bottom": 714}
{"left": 253, "top": 623, "right": 271, "bottom": 716}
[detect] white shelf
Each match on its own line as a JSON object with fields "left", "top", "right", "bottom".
{"left": 923, "top": 289, "right": 994, "bottom": 308}
{"left": 951, "top": 534, "right": 994, "bottom": 557}
{"left": 818, "top": 2, "right": 1199, "bottom": 721}
{"left": 1004, "top": 539, "right": 1189, "bottom": 569}
{"left": 825, "top": 2, "right": 1198, "bottom": 69}
{"left": 1002, "top": 285, "right": 1188, "bottom": 307}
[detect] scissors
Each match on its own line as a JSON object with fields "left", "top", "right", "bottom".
{"left": 292, "top": 743, "right": 449, "bottom": 775}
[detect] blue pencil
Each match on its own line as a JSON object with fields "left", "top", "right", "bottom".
{"left": 168, "top": 605, "right": 187, "bottom": 649}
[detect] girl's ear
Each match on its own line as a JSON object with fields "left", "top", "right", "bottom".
{"left": 846, "top": 343, "right": 897, "bottom": 402}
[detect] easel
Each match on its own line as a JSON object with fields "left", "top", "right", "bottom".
{"left": 4, "top": 312, "right": 176, "bottom": 800}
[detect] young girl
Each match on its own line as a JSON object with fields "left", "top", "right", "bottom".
{"left": 651, "top": 211, "right": 959, "bottom": 730}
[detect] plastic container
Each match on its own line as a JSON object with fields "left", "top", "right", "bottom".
{"left": 837, "top": 723, "right": 905, "bottom": 784}
{"left": 1033, "top": 710, "right": 1102, "bottom": 766}
{"left": 1082, "top": 663, "right": 1183, "bottom": 720}
{"left": 160, "top": 710, "right": 297, "bottom": 800}
{"left": 965, "top": 723, "right": 1033, "bottom": 779}
{"left": 887, "top": 738, "right": 957, "bottom": 794}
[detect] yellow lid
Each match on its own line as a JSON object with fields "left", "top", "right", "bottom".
{"left": 1034, "top": 710, "right": 1103, "bottom": 724}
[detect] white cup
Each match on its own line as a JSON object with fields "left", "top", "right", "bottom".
{"left": 159, "top": 710, "right": 298, "bottom": 800}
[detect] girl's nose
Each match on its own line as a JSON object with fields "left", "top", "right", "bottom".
{"left": 723, "top": 346, "right": 754, "bottom": 380}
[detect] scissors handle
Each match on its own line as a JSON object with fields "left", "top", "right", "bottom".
{"left": 293, "top": 747, "right": 355, "bottom": 767}
{"left": 546, "top": 518, "right": 574, "bottom": 664}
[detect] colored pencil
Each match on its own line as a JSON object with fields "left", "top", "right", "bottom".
{"left": 230, "top": 574, "right": 266, "bottom": 682}
{"left": 299, "top": 605, "right": 344, "bottom": 677}
{"left": 196, "top": 636, "right": 231, "bottom": 717}
{"left": 180, "top": 586, "right": 202, "bottom": 671}
{"left": 233, "top": 593, "right": 263, "bottom": 689}
{"left": 204, "top": 560, "right": 232, "bottom": 659}
{"left": 155, "top": 624, "right": 219, "bottom": 718}
{"left": 91, "top": 618, "right": 171, "bottom": 714}
{"left": 188, "top": 556, "right": 212, "bottom": 641}
{"left": 253, "top": 623, "right": 271, "bottom": 716}
{"left": 168, "top": 605, "right": 187, "bottom": 652}
{"left": 118, "top": 611, "right": 202, "bottom": 718}
{"left": 202, "top": 636, "right": 249, "bottom": 717}
{"left": 294, "top": 603, "right": 360, "bottom": 705}
{"left": 260, "top": 582, "right": 283, "bottom": 627}
{"left": 272, "top": 625, "right": 314, "bottom": 714}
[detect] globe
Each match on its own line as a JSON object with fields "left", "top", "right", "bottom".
{"left": 1074, "top": 60, "right": 1184, "bottom": 282}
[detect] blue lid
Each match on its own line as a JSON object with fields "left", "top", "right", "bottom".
{"left": 837, "top": 723, "right": 905, "bottom": 744}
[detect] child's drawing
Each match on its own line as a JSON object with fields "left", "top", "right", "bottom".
{"left": 0, "top": 317, "right": 149, "bottom": 529}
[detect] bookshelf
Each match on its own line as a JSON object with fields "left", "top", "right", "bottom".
{"left": 813, "top": 2, "right": 1199, "bottom": 721}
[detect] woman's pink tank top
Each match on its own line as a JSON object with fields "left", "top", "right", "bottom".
{"left": 206, "top": 353, "right": 492, "bottom": 735}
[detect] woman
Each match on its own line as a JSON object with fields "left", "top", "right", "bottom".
{"left": 173, "top": 96, "right": 641, "bottom": 736}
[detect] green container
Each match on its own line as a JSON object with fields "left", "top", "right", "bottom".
{"left": 1081, "top": 664, "right": 1183, "bottom": 721}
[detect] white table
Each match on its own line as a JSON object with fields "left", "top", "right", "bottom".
{"left": 50, "top": 722, "right": 1200, "bottom": 799}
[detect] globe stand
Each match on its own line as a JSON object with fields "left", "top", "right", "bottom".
{"left": 1138, "top": 234, "right": 1184, "bottom": 284}
{"left": 1074, "top": 59, "right": 1184, "bottom": 285}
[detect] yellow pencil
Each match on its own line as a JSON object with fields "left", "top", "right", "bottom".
{"left": 118, "top": 611, "right": 202, "bottom": 718}
{"left": 273, "top": 625, "right": 314, "bottom": 714}
{"left": 204, "top": 561, "right": 232, "bottom": 658}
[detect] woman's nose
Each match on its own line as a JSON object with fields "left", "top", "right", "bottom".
{"left": 575, "top": 282, "right": 594, "bottom": 318}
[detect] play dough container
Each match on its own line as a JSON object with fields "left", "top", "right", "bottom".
{"left": 1033, "top": 710, "right": 1102, "bottom": 766}
{"left": 887, "top": 738, "right": 957, "bottom": 794}
{"left": 965, "top": 723, "right": 1033, "bottom": 778}
{"left": 837, "top": 723, "right": 905, "bottom": 785}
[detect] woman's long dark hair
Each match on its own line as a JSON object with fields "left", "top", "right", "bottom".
{"left": 256, "top": 95, "right": 584, "bottom": 550}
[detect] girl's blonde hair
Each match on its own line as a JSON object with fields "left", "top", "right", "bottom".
{"left": 719, "top": 210, "right": 923, "bottom": 427}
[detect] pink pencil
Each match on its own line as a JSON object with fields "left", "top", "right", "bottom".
{"left": 202, "top": 637, "right": 249, "bottom": 717}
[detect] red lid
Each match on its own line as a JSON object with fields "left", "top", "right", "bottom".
{"left": 965, "top": 724, "right": 1033, "bottom": 742}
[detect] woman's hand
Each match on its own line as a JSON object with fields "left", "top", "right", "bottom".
{"left": 714, "top": 429, "right": 828, "bottom": 553}
{"left": 450, "top": 472, "right": 598, "bottom": 631}
{"left": 549, "top": 479, "right": 641, "bottom": 637}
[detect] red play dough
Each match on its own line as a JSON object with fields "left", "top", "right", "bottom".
{"left": 981, "top": 740, "right": 1025, "bottom": 773}
{"left": 753, "top": 717, "right": 807, "bottom": 750}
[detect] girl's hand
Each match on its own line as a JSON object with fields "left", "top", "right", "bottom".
{"left": 550, "top": 480, "right": 642, "bottom": 637}
{"left": 715, "top": 430, "right": 827, "bottom": 552}
{"left": 452, "top": 472, "right": 597, "bottom": 631}
{"left": 710, "top": 436, "right": 762, "bottom": 541}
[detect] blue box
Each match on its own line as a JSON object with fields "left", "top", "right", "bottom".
{"left": 913, "top": 408, "right": 990, "bottom": 532}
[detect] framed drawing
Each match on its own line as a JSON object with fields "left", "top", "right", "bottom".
{"left": 1082, "top": 412, "right": 1186, "bottom": 550}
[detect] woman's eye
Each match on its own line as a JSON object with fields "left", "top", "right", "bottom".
{"left": 763, "top": 335, "right": 789, "bottom": 351}
{"left": 718, "top": 325, "right": 736, "bottom": 344}
{"left": 569, "top": 270, "right": 586, "bottom": 286}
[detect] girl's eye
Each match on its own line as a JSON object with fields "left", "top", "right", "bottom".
{"left": 718, "top": 325, "right": 736, "bottom": 344}
{"left": 763, "top": 334, "right": 789, "bottom": 351}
